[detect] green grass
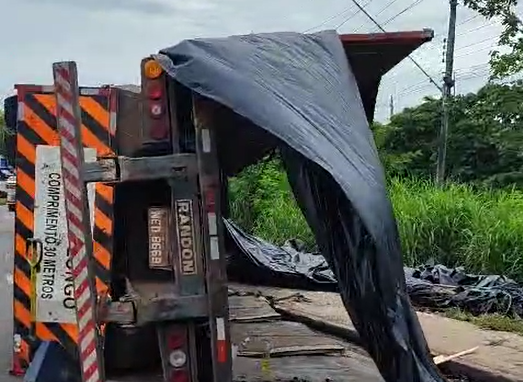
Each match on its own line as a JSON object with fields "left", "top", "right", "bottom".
{"left": 229, "top": 163, "right": 523, "bottom": 282}
{"left": 444, "top": 308, "right": 523, "bottom": 335}
{"left": 229, "top": 158, "right": 314, "bottom": 249}
{"left": 389, "top": 178, "right": 523, "bottom": 281}
{"left": 229, "top": 163, "right": 523, "bottom": 334}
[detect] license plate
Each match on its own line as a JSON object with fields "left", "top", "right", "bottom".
{"left": 148, "top": 207, "right": 172, "bottom": 269}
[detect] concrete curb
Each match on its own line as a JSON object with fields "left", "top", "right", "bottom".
{"left": 273, "top": 304, "right": 521, "bottom": 382}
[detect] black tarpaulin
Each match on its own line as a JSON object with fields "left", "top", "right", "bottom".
{"left": 157, "top": 30, "right": 444, "bottom": 382}
{"left": 225, "top": 219, "right": 523, "bottom": 317}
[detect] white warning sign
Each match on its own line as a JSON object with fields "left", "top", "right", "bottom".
{"left": 34, "top": 145, "right": 96, "bottom": 324}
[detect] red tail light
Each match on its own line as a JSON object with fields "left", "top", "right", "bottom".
{"left": 150, "top": 120, "right": 169, "bottom": 140}
{"left": 171, "top": 369, "right": 189, "bottom": 382}
{"left": 141, "top": 57, "right": 170, "bottom": 142}
{"left": 167, "top": 331, "right": 185, "bottom": 349}
{"left": 204, "top": 187, "right": 216, "bottom": 213}
{"left": 160, "top": 325, "right": 191, "bottom": 382}
{"left": 147, "top": 81, "right": 163, "bottom": 100}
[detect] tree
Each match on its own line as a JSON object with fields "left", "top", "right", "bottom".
{"left": 376, "top": 81, "right": 523, "bottom": 187}
{"left": 463, "top": 0, "right": 522, "bottom": 78}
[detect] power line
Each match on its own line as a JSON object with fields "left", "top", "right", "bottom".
{"left": 306, "top": 0, "right": 494, "bottom": 103}
{"left": 379, "top": 69, "right": 520, "bottom": 114}
{"left": 375, "top": 0, "right": 403, "bottom": 18}
{"left": 454, "top": 43, "right": 498, "bottom": 58}
{"left": 333, "top": 0, "right": 375, "bottom": 30}
{"left": 354, "top": 0, "right": 401, "bottom": 32}
{"left": 379, "top": 41, "right": 492, "bottom": 86}
{"left": 382, "top": 0, "right": 426, "bottom": 26}
{"left": 382, "top": 63, "right": 487, "bottom": 96}
{"left": 374, "top": 70, "right": 491, "bottom": 113}
{"left": 353, "top": 0, "right": 427, "bottom": 32}
{"left": 457, "top": 36, "right": 497, "bottom": 50}
{"left": 302, "top": 5, "right": 357, "bottom": 32}
{"left": 396, "top": 81, "right": 441, "bottom": 97}
{"left": 376, "top": 69, "right": 489, "bottom": 101}
{"left": 306, "top": 0, "right": 479, "bottom": 91}
{"left": 347, "top": 0, "right": 442, "bottom": 91}
{"left": 383, "top": 61, "right": 491, "bottom": 99}
{"left": 456, "top": 21, "right": 496, "bottom": 37}
{"left": 454, "top": 62, "right": 490, "bottom": 73}
{"left": 457, "top": 14, "right": 479, "bottom": 26}
{"left": 455, "top": 69, "right": 490, "bottom": 80}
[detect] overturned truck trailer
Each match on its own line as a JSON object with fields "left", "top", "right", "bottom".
{"left": 5, "top": 29, "right": 443, "bottom": 382}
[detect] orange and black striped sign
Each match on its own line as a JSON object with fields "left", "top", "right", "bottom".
{"left": 12, "top": 85, "right": 117, "bottom": 365}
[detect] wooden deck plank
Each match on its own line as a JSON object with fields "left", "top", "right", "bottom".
{"left": 228, "top": 287, "right": 384, "bottom": 381}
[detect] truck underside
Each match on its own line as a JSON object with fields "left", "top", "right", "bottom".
{"left": 5, "top": 30, "right": 436, "bottom": 382}
{"left": 104, "top": 30, "right": 437, "bottom": 375}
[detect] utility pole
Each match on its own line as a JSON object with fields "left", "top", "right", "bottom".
{"left": 389, "top": 95, "right": 394, "bottom": 119}
{"left": 436, "top": 0, "right": 458, "bottom": 185}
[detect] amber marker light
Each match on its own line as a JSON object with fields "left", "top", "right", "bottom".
{"left": 144, "top": 59, "right": 163, "bottom": 79}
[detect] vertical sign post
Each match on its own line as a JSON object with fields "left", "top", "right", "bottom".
{"left": 52, "top": 61, "right": 105, "bottom": 382}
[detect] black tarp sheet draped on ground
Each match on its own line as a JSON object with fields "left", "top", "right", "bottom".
{"left": 405, "top": 264, "right": 523, "bottom": 317}
{"left": 225, "top": 219, "right": 523, "bottom": 318}
{"left": 158, "top": 30, "right": 445, "bottom": 382}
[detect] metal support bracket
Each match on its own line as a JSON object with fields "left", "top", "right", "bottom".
{"left": 97, "top": 294, "right": 208, "bottom": 326}
{"left": 83, "top": 153, "right": 198, "bottom": 183}
{"left": 98, "top": 300, "right": 135, "bottom": 325}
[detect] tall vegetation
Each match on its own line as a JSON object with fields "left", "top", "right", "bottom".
{"left": 229, "top": 157, "right": 314, "bottom": 248}
{"left": 230, "top": 170, "right": 523, "bottom": 282}
{"left": 390, "top": 179, "right": 523, "bottom": 279}
{"left": 229, "top": 81, "right": 523, "bottom": 282}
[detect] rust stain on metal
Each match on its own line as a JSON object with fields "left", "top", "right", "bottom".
{"left": 148, "top": 206, "right": 172, "bottom": 269}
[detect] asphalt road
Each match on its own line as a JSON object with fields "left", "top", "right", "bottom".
{"left": 0, "top": 206, "right": 19, "bottom": 382}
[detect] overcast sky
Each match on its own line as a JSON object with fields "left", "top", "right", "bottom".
{"left": 1, "top": 0, "right": 518, "bottom": 121}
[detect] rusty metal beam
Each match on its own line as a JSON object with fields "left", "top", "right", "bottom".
{"left": 82, "top": 154, "right": 197, "bottom": 183}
